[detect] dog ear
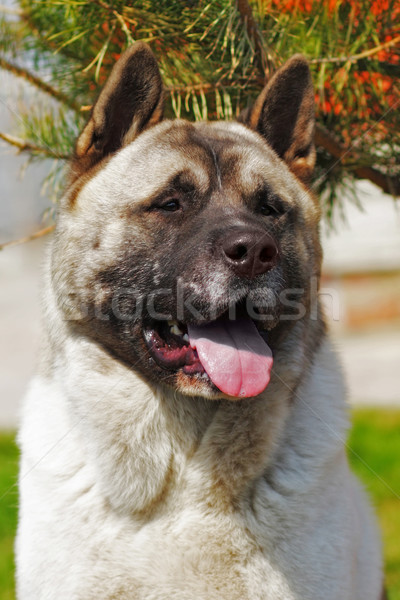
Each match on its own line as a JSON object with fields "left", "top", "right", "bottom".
{"left": 73, "top": 42, "right": 163, "bottom": 176}
{"left": 242, "top": 55, "right": 315, "bottom": 185}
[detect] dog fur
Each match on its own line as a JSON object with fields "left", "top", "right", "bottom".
{"left": 16, "top": 42, "right": 383, "bottom": 599}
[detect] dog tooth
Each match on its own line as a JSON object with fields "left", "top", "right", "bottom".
{"left": 183, "top": 333, "right": 189, "bottom": 343}
{"left": 171, "top": 324, "right": 183, "bottom": 336}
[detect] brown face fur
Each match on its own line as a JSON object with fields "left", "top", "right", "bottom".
{"left": 51, "top": 43, "right": 322, "bottom": 399}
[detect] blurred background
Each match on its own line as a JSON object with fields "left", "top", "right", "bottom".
{"left": 321, "top": 182, "right": 400, "bottom": 406}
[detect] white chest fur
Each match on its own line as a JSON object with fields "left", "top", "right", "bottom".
{"left": 16, "top": 339, "right": 382, "bottom": 599}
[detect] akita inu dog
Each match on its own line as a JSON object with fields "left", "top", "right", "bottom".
{"left": 16, "top": 43, "right": 383, "bottom": 599}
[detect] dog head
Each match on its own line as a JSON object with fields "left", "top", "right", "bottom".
{"left": 52, "top": 42, "right": 322, "bottom": 400}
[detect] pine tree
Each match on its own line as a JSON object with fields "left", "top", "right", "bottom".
{"left": 0, "top": 0, "right": 399, "bottom": 244}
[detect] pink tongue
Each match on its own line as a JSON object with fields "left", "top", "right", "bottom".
{"left": 187, "top": 318, "right": 273, "bottom": 398}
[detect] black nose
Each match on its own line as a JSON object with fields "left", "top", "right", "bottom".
{"left": 221, "top": 227, "right": 278, "bottom": 278}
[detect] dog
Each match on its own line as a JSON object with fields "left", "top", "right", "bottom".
{"left": 16, "top": 42, "right": 383, "bottom": 599}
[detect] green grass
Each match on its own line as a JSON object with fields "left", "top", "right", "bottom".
{"left": 348, "top": 409, "right": 400, "bottom": 600}
{"left": 0, "top": 433, "right": 19, "bottom": 600}
{"left": 0, "top": 410, "right": 399, "bottom": 600}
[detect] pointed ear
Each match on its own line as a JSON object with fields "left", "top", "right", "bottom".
{"left": 243, "top": 55, "right": 315, "bottom": 185}
{"left": 73, "top": 42, "right": 163, "bottom": 178}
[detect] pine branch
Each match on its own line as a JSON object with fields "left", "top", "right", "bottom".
{"left": 235, "top": 0, "right": 399, "bottom": 196}
{"left": 0, "top": 56, "right": 81, "bottom": 112}
{"left": 19, "top": 11, "right": 81, "bottom": 62}
{"left": 0, "top": 225, "right": 55, "bottom": 251}
{"left": 7, "top": 0, "right": 399, "bottom": 205}
{"left": 310, "top": 34, "right": 400, "bottom": 65}
{"left": 0, "top": 132, "right": 70, "bottom": 160}
{"left": 236, "top": 0, "right": 272, "bottom": 80}
{"left": 314, "top": 125, "right": 400, "bottom": 196}
{"left": 167, "top": 78, "right": 262, "bottom": 93}
{"left": 89, "top": 0, "right": 148, "bottom": 28}
{"left": 90, "top": 0, "right": 116, "bottom": 15}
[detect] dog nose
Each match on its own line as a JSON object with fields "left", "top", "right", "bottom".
{"left": 221, "top": 228, "right": 278, "bottom": 278}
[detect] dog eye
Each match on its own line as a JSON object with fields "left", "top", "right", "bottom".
{"left": 259, "top": 205, "right": 273, "bottom": 216}
{"left": 254, "top": 188, "right": 284, "bottom": 217}
{"left": 160, "top": 199, "right": 181, "bottom": 212}
{"left": 259, "top": 204, "right": 279, "bottom": 216}
{"left": 258, "top": 196, "right": 286, "bottom": 217}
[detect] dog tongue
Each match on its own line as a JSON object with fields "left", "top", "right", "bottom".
{"left": 187, "top": 318, "right": 273, "bottom": 398}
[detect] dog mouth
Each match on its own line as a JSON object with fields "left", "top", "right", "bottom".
{"left": 143, "top": 320, "right": 204, "bottom": 375}
{"left": 143, "top": 310, "right": 273, "bottom": 398}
